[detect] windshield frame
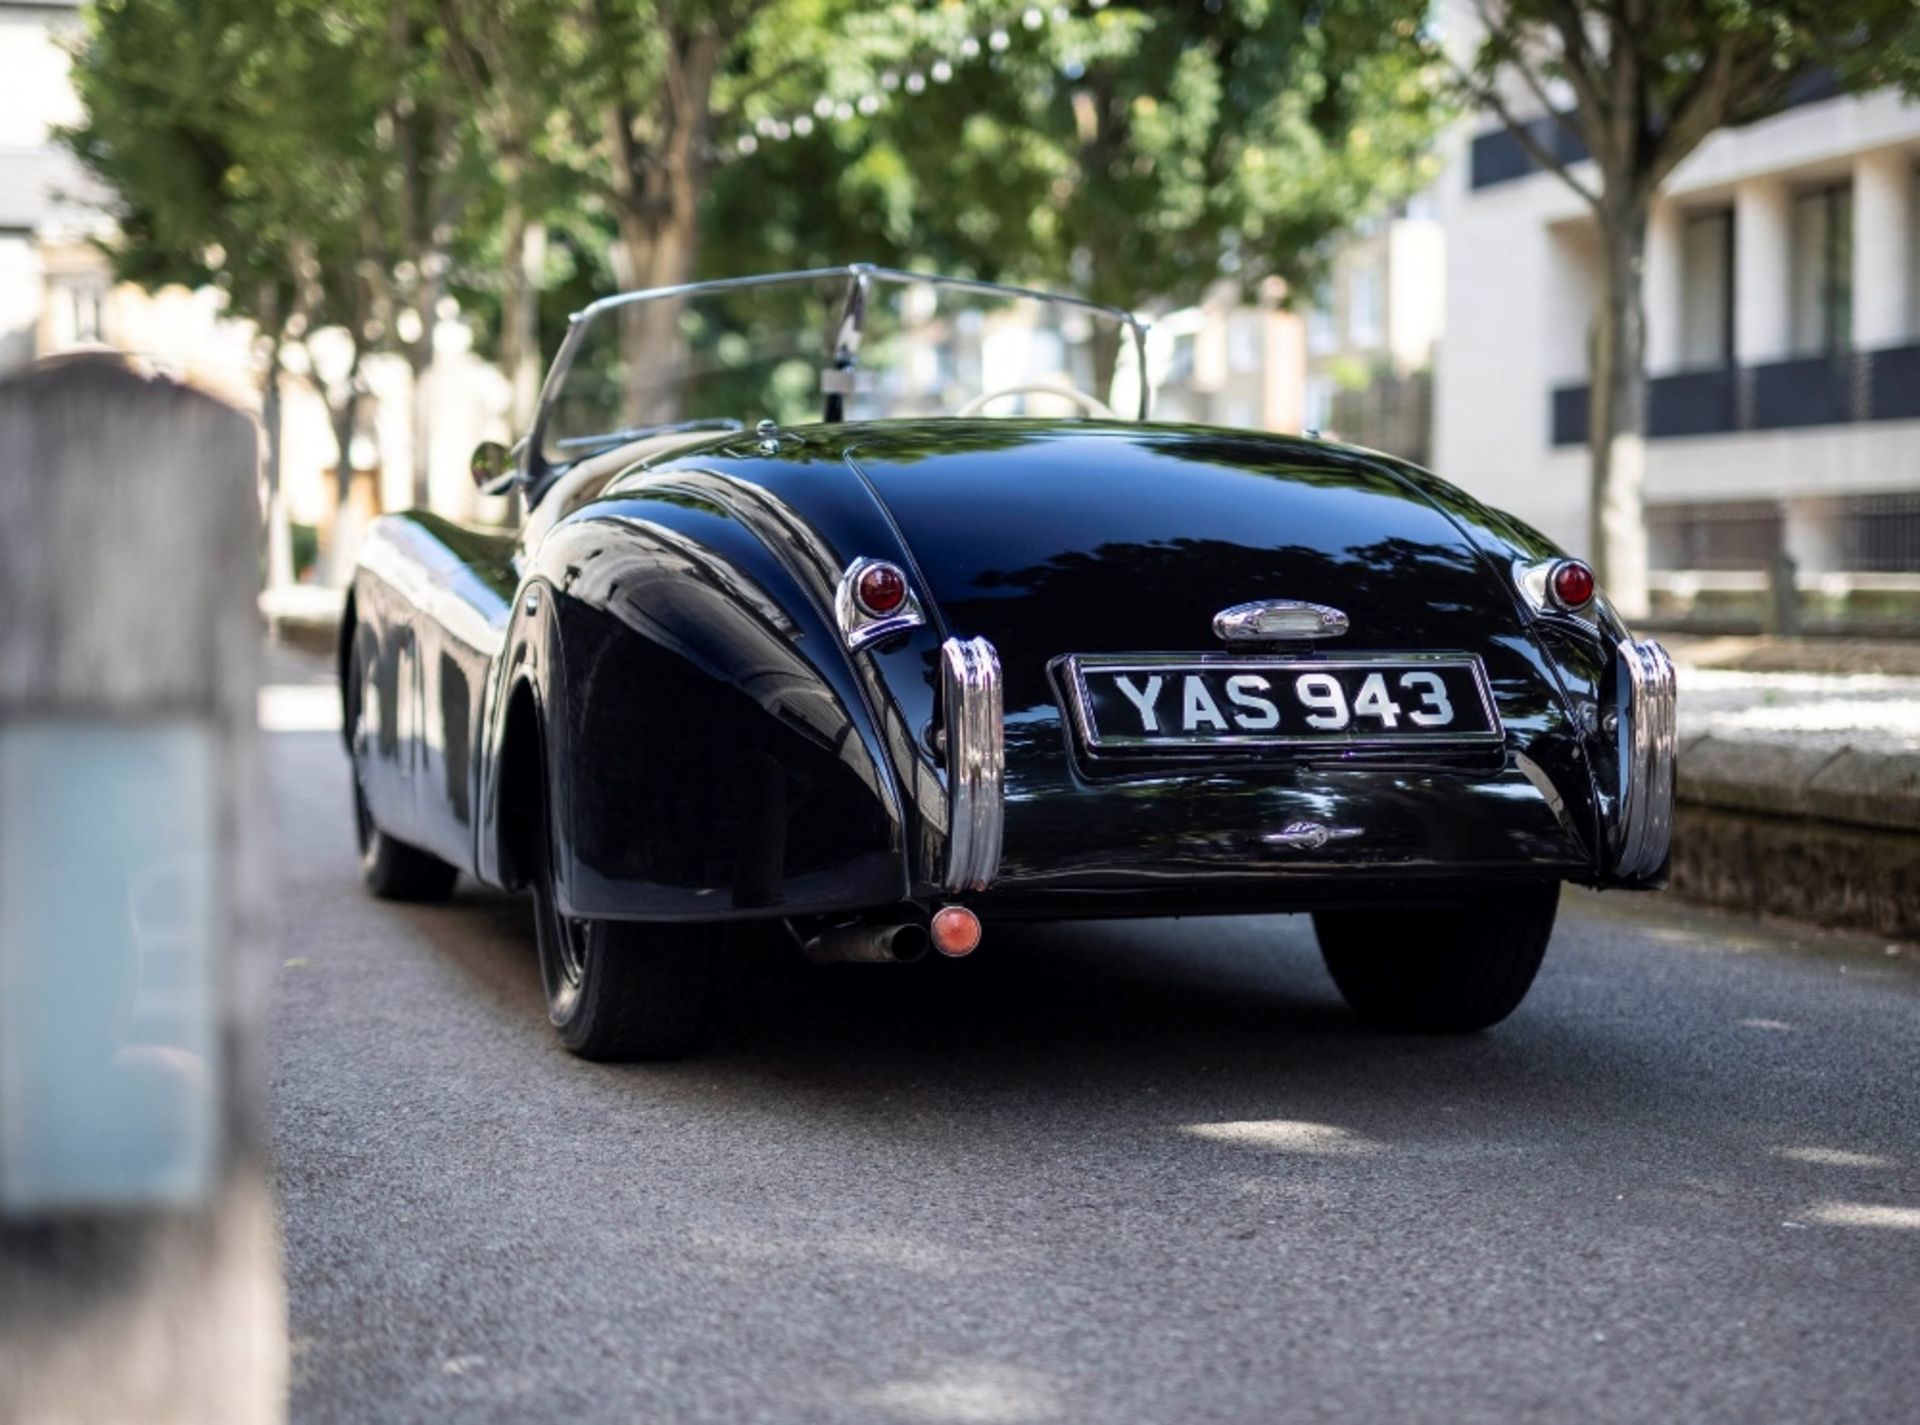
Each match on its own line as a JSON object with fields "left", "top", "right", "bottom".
{"left": 521, "top": 263, "right": 1152, "bottom": 485}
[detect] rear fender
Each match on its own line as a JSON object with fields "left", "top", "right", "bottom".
{"left": 518, "top": 484, "right": 912, "bottom": 921}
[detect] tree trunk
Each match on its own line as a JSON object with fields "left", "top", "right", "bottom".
{"left": 406, "top": 319, "right": 434, "bottom": 511}
{"left": 605, "top": 30, "right": 719, "bottom": 427}
{"left": 611, "top": 199, "right": 702, "bottom": 427}
{"left": 315, "top": 368, "right": 365, "bottom": 589}
{"left": 1088, "top": 323, "right": 1125, "bottom": 413}
{"left": 260, "top": 340, "right": 295, "bottom": 590}
{"left": 1587, "top": 200, "right": 1652, "bottom": 618}
{"left": 500, "top": 191, "right": 546, "bottom": 430}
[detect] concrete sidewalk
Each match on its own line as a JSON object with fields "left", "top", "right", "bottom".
{"left": 1668, "top": 656, "right": 1920, "bottom": 940}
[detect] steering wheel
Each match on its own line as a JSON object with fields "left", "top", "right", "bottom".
{"left": 956, "top": 382, "right": 1119, "bottom": 421}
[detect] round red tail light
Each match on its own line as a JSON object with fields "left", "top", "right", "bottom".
{"left": 1550, "top": 559, "right": 1596, "bottom": 610}
{"left": 930, "top": 905, "right": 981, "bottom": 957}
{"left": 856, "top": 561, "right": 908, "bottom": 616}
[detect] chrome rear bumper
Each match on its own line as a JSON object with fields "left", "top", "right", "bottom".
{"left": 1613, "top": 638, "right": 1677, "bottom": 881}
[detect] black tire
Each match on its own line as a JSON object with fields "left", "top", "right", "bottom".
{"left": 1313, "top": 883, "right": 1560, "bottom": 1033}
{"left": 345, "top": 638, "right": 458, "bottom": 903}
{"left": 529, "top": 774, "right": 714, "bottom": 1062}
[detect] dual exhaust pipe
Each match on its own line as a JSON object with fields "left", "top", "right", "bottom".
{"left": 802, "top": 905, "right": 982, "bottom": 964}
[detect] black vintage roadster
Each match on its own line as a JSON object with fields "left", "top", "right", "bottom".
{"left": 343, "top": 266, "right": 1674, "bottom": 1059}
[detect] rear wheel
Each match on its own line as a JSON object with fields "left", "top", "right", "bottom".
{"left": 346, "top": 635, "right": 458, "bottom": 903}
{"left": 1313, "top": 883, "right": 1560, "bottom": 1033}
{"left": 529, "top": 771, "right": 714, "bottom": 1061}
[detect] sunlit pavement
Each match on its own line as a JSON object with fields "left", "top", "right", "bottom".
{"left": 264, "top": 651, "right": 1920, "bottom": 1425}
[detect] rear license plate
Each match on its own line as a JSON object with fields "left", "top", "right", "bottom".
{"left": 1058, "top": 654, "right": 1502, "bottom": 752}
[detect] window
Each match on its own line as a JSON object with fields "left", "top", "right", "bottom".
{"left": 1167, "top": 331, "right": 1196, "bottom": 383}
{"left": 1304, "top": 377, "right": 1333, "bottom": 433}
{"left": 73, "top": 287, "right": 105, "bottom": 343}
{"left": 1678, "top": 209, "right": 1733, "bottom": 369}
{"left": 1307, "top": 303, "right": 1337, "bottom": 355}
{"left": 1348, "top": 264, "right": 1384, "bottom": 349}
{"left": 1910, "top": 162, "right": 1920, "bottom": 339}
{"left": 1647, "top": 501, "right": 1783, "bottom": 572}
{"left": 1226, "top": 312, "right": 1260, "bottom": 374}
{"left": 1790, "top": 183, "right": 1852, "bottom": 355}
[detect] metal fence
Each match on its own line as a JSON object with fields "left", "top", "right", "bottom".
{"left": 1328, "top": 371, "right": 1431, "bottom": 466}
{"left": 1552, "top": 342, "right": 1920, "bottom": 446}
{"left": 1646, "top": 494, "right": 1920, "bottom": 635}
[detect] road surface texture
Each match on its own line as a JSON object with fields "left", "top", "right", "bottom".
{"left": 263, "top": 653, "right": 1920, "bottom": 1425}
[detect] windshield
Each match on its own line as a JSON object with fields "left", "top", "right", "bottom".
{"left": 536, "top": 266, "right": 1149, "bottom": 465}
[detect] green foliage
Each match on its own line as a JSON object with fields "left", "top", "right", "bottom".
{"left": 62, "top": 0, "right": 378, "bottom": 335}
{"left": 703, "top": 2, "right": 1446, "bottom": 314}
{"left": 66, "top": 0, "right": 1449, "bottom": 403}
{"left": 290, "top": 521, "right": 321, "bottom": 579}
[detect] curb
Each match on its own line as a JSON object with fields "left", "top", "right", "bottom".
{"left": 1677, "top": 732, "right": 1920, "bottom": 834}
{"left": 261, "top": 588, "right": 344, "bottom": 658}
{"left": 1671, "top": 733, "right": 1920, "bottom": 940}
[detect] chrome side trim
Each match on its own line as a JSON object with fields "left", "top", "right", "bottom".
{"left": 1615, "top": 638, "right": 1677, "bottom": 880}
{"left": 835, "top": 556, "right": 926, "bottom": 652}
{"left": 940, "top": 636, "right": 1004, "bottom": 893}
{"left": 1212, "top": 599, "right": 1349, "bottom": 643}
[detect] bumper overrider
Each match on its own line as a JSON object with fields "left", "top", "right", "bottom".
{"left": 941, "top": 636, "right": 1005, "bottom": 893}
{"left": 1612, "top": 637, "right": 1677, "bottom": 882}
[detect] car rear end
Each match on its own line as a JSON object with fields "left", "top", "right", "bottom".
{"left": 840, "top": 421, "right": 1672, "bottom": 916}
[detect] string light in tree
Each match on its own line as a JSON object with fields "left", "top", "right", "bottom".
{"left": 729, "top": 3, "right": 1098, "bottom": 158}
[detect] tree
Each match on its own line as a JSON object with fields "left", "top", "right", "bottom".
{"left": 68, "top": 0, "right": 1450, "bottom": 558}
{"left": 63, "top": 0, "right": 392, "bottom": 587}
{"left": 65, "top": 0, "right": 497, "bottom": 578}
{"left": 439, "top": 0, "right": 579, "bottom": 427}
{"left": 369, "top": 1, "right": 474, "bottom": 510}
{"left": 701, "top": 2, "right": 1444, "bottom": 392}
{"left": 1457, "top": 1, "right": 1920, "bottom": 615}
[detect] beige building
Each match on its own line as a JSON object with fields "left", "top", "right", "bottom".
{"left": 1151, "top": 280, "right": 1308, "bottom": 434}
{"left": 1147, "top": 211, "right": 1445, "bottom": 464}
{"left": 1304, "top": 198, "right": 1446, "bottom": 463}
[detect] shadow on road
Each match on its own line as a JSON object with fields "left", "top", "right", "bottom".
{"left": 385, "top": 876, "right": 1666, "bottom": 1146}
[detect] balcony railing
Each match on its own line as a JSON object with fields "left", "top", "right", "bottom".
{"left": 1470, "top": 70, "right": 1841, "bottom": 192}
{"left": 1549, "top": 341, "right": 1920, "bottom": 447}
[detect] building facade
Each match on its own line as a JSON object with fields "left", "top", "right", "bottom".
{"left": 1304, "top": 198, "right": 1445, "bottom": 464}
{"left": 1150, "top": 279, "right": 1308, "bottom": 435}
{"left": 1433, "top": 77, "right": 1920, "bottom": 604}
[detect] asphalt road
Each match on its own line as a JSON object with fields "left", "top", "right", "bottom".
{"left": 264, "top": 660, "right": 1920, "bottom": 1425}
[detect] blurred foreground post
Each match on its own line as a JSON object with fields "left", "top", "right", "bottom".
{"left": 0, "top": 355, "right": 284, "bottom": 1423}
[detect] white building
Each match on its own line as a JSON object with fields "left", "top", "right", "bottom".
{"left": 2, "top": 0, "right": 110, "bottom": 368}
{"left": 1433, "top": 76, "right": 1920, "bottom": 596}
